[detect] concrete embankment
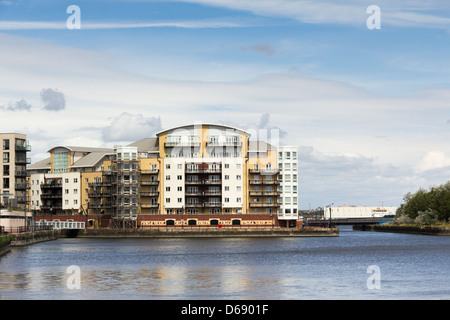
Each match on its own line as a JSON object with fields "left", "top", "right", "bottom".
{"left": 0, "top": 237, "right": 12, "bottom": 257}
{"left": 10, "top": 230, "right": 61, "bottom": 247}
{"left": 76, "top": 227, "right": 339, "bottom": 238}
{"left": 353, "top": 224, "right": 450, "bottom": 236}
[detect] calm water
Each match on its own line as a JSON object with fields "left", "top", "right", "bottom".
{"left": 1, "top": 226, "right": 449, "bottom": 300}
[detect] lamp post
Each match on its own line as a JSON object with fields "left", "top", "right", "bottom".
{"left": 328, "top": 203, "right": 333, "bottom": 228}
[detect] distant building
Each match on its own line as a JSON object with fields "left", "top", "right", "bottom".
{"left": 0, "top": 133, "right": 31, "bottom": 209}
{"left": 323, "top": 205, "right": 397, "bottom": 219}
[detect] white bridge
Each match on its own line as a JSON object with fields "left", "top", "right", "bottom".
{"left": 37, "top": 221, "right": 85, "bottom": 230}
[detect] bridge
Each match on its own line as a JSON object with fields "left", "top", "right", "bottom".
{"left": 36, "top": 221, "right": 85, "bottom": 230}
{"left": 306, "top": 217, "right": 393, "bottom": 227}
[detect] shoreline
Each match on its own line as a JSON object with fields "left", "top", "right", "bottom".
{"left": 353, "top": 224, "right": 450, "bottom": 236}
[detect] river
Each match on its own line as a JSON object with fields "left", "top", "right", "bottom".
{"left": 0, "top": 226, "right": 449, "bottom": 300}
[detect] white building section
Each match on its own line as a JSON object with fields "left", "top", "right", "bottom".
{"left": 277, "top": 146, "right": 299, "bottom": 221}
{"left": 323, "top": 206, "right": 397, "bottom": 219}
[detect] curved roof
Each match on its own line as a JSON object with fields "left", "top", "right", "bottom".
{"left": 47, "top": 146, "right": 114, "bottom": 153}
{"left": 156, "top": 123, "right": 251, "bottom": 137}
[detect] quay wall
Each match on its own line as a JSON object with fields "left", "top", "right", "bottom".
{"left": 10, "top": 230, "right": 61, "bottom": 247}
{"left": 77, "top": 227, "right": 339, "bottom": 238}
{"left": 0, "top": 235, "right": 12, "bottom": 257}
{"left": 353, "top": 224, "right": 450, "bottom": 236}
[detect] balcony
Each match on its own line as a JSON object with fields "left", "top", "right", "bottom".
{"left": 41, "top": 192, "right": 62, "bottom": 199}
{"left": 15, "top": 157, "right": 31, "bottom": 165}
{"left": 140, "top": 192, "right": 159, "bottom": 197}
{"left": 249, "top": 191, "right": 281, "bottom": 196}
{"left": 141, "top": 203, "right": 159, "bottom": 208}
{"left": 15, "top": 183, "right": 29, "bottom": 190}
{"left": 165, "top": 141, "right": 200, "bottom": 147}
{"left": 185, "top": 168, "right": 222, "bottom": 174}
{"left": 140, "top": 180, "right": 159, "bottom": 186}
{"left": 249, "top": 180, "right": 280, "bottom": 185}
{"left": 185, "top": 202, "right": 222, "bottom": 208}
{"left": 206, "top": 141, "right": 242, "bottom": 147}
{"left": 139, "top": 169, "right": 159, "bottom": 174}
{"left": 15, "top": 144, "right": 31, "bottom": 152}
{"left": 249, "top": 202, "right": 280, "bottom": 208}
{"left": 249, "top": 169, "right": 279, "bottom": 175}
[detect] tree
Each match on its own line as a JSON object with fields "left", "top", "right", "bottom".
{"left": 395, "top": 181, "right": 450, "bottom": 225}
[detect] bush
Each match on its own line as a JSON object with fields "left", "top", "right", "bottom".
{"left": 414, "top": 209, "right": 439, "bottom": 225}
{"left": 393, "top": 214, "right": 414, "bottom": 225}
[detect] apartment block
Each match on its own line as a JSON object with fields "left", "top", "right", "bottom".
{"left": 0, "top": 133, "right": 31, "bottom": 208}
{"left": 28, "top": 123, "right": 300, "bottom": 228}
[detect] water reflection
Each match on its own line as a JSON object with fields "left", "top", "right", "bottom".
{"left": 1, "top": 232, "right": 449, "bottom": 300}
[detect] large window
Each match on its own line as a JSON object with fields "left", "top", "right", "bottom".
{"left": 53, "top": 150, "right": 69, "bottom": 173}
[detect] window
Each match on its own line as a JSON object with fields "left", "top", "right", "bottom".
{"left": 2, "top": 152, "right": 9, "bottom": 163}
{"left": 65, "top": 189, "right": 69, "bottom": 194}
{"left": 224, "top": 164, "right": 229, "bottom": 169}
{"left": 74, "top": 189, "right": 78, "bottom": 194}
{"left": 166, "top": 198, "right": 170, "bottom": 203}
{"left": 166, "top": 164, "right": 170, "bottom": 169}
{"left": 225, "top": 175, "right": 229, "bottom": 180}
{"left": 85, "top": 178, "right": 89, "bottom": 183}
{"left": 177, "top": 164, "right": 182, "bottom": 169}
{"left": 236, "top": 175, "right": 241, "bottom": 180}
{"left": 177, "top": 186, "right": 182, "bottom": 192}
{"left": 236, "top": 164, "right": 241, "bottom": 169}
{"left": 236, "top": 186, "right": 241, "bottom": 192}
{"left": 74, "top": 178, "right": 78, "bottom": 183}
{"left": 178, "top": 198, "right": 182, "bottom": 203}
{"left": 74, "top": 199, "right": 78, "bottom": 205}
{"left": 285, "top": 152, "right": 291, "bottom": 159}
{"left": 166, "top": 187, "right": 170, "bottom": 191}
{"left": 177, "top": 175, "right": 182, "bottom": 180}
{"left": 224, "top": 197, "right": 229, "bottom": 202}
{"left": 237, "top": 197, "right": 241, "bottom": 203}
{"left": 2, "top": 139, "right": 9, "bottom": 150}
{"left": 65, "top": 178, "right": 69, "bottom": 183}
{"left": 293, "top": 152, "right": 297, "bottom": 159}
{"left": 224, "top": 186, "right": 229, "bottom": 191}
{"left": 166, "top": 175, "right": 170, "bottom": 180}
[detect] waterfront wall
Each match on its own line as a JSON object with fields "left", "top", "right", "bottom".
{"left": 354, "top": 224, "right": 450, "bottom": 236}
{"left": 0, "top": 235, "right": 13, "bottom": 257}
{"left": 10, "top": 230, "right": 61, "bottom": 246}
{"left": 78, "top": 226, "right": 339, "bottom": 238}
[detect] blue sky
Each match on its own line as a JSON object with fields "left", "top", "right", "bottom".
{"left": 1, "top": 0, "right": 450, "bottom": 209}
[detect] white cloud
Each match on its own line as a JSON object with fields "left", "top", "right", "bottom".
{"left": 415, "top": 151, "right": 450, "bottom": 173}
{"left": 177, "top": 0, "right": 450, "bottom": 29}
{"left": 101, "top": 112, "right": 162, "bottom": 143}
{"left": 0, "top": 19, "right": 248, "bottom": 31}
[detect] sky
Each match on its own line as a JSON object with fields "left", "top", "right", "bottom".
{"left": 1, "top": 0, "right": 450, "bottom": 209}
